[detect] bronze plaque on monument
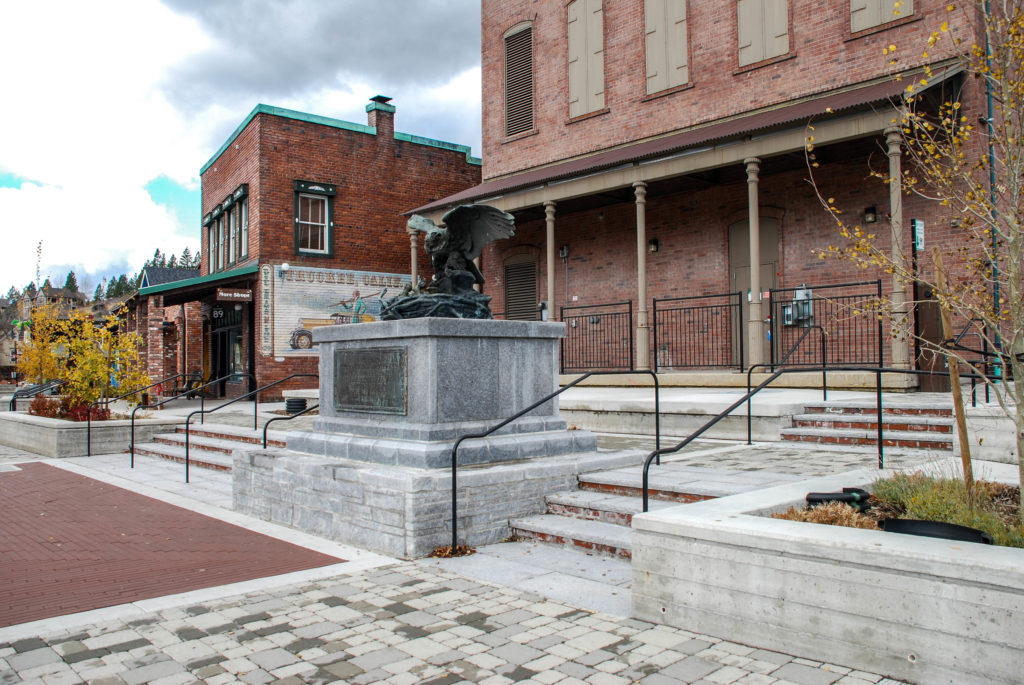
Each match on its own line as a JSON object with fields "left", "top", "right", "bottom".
{"left": 333, "top": 347, "right": 407, "bottom": 414}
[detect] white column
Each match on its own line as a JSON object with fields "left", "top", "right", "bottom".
{"left": 545, "top": 201, "right": 557, "bottom": 321}
{"left": 634, "top": 181, "right": 650, "bottom": 370}
{"left": 407, "top": 225, "right": 419, "bottom": 289}
{"left": 886, "top": 127, "right": 910, "bottom": 368}
{"left": 745, "top": 157, "right": 764, "bottom": 368}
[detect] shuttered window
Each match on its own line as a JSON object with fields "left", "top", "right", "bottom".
{"left": 504, "top": 258, "right": 538, "bottom": 321}
{"left": 851, "top": 0, "right": 912, "bottom": 33}
{"left": 737, "top": 0, "right": 789, "bottom": 68}
{"left": 505, "top": 25, "right": 534, "bottom": 137}
{"left": 567, "top": 0, "right": 605, "bottom": 118}
{"left": 645, "top": 0, "right": 689, "bottom": 94}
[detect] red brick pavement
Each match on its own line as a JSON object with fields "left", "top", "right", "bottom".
{"left": 0, "top": 462, "right": 344, "bottom": 628}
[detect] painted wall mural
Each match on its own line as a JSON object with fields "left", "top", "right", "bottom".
{"left": 265, "top": 265, "right": 410, "bottom": 356}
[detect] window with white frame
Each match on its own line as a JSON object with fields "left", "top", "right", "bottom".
{"left": 293, "top": 181, "right": 335, "bottom": 255}
{"left": 203, "top": 183, "right": 249, "bottom": 273}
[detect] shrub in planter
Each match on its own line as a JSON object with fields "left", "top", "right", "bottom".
{"left": 28, "top": 395, "right": 61, "bottom": 418}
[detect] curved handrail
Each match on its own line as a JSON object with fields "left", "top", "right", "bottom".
{"left": 448, "top": 369, "right": 661, "bottom": 552}
{"left": 9, "top": 379, "right": 63, "bottom": 411}
{"left": 87, "top": 372, "right": 186, "bottom": 456}
{"left": 129, "top": 372, "right": 255, "bottom": 469}
{"left": 641, "top": 363, "right": 991, "bottom": 512}
{"left": 262, "top": 403, "right": 320, "bottom": 448}
{"left": 182, "top": 373, "right": 317, "bottom": 482}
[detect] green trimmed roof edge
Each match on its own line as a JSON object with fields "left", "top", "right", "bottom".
{"left": 138, "top": 263, "right": 260, "bottom": 296}
{"left": 201, "top": 104, "right": 481, "bottom": 174}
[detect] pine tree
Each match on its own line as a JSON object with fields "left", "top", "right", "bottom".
{"left": 25, "top": 282, "right": 37, "bottom": 299}
{"left": 105, "top": 278, "right": 116, "bottom": 299}
{"left": 180, "top": 247, "right": 192, "bottom": 269}
{"left": 114, "top": 274, "right": 130, "bottom": 297}
{"left": 6, "top": 286, "right": 17, "bottom": 300}
{"left": 167, "top": 254, "right": 177, "bottom": 268}
{"left": 64, "top": 271, "right": 80, "bottom": 293}
{"left": 93, "top": 283, "right": 104, "bottom": 302}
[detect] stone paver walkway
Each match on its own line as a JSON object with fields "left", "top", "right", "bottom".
{"left": 0, "top": 562, "right": 903, "bottom": 685}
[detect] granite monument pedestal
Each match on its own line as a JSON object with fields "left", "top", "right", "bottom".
{"left": 234, "top": 318, "right": 639, "bottom": 558}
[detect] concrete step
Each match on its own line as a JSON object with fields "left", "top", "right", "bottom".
{"left": 791, "top": 413, "right": 954, "bottom": 434}
{"left": 803, "top": 402, "right": 953, "bottom": 417}
{"left": 132, "top": 442, "right": 234, "bottom": 471}
{"left": 154, "top": 432, "right": 284, "bottom": 455}
{"left": 779, "top": 426, "right": 953, "bottom": 449}
{"left": 172, "top": 422, "right": 287, "bottom": 448}
{"left": 510, "top": 514, "right": 633, "bottom": 559}
{"left": 544, "top": 489, "right": 677, "bottom": 527}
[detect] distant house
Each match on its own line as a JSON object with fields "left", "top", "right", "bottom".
{"left": 131, "top": 97, "right": 481, "bottom": 398}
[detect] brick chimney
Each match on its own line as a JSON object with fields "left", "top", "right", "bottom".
{"left": 366, "top": 95, "right": 395, "bottom": 138}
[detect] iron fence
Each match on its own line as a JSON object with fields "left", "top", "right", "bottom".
{"left": 560, "top": 301, "right": 633, "bottom": 372}
{"left": 652, "top": 291, "right": 743, "bottom": 371}
{"left": 768, "top": 280, "right": 883, "bottom": 367}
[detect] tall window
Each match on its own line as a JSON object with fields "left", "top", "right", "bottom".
{"left": 567, "top": 0, "right": 605, "bottom": 118}
{"left": 851, "top": 0, "right": 912, "bottom": 33}
{"left": 216, "top": 217, "right": 225, "bottom": 270}
{"left": 293, "top": 181, "right": 335, "bottom": 255}
{"left": 737, "top": 0, "right": 789, "bottom": 68}
{"left": 227, "top": 206, "right": 236, "bottom": 265}
{"left": 207, "top": 221, "right": 215, "bottom": 273}
{"left": 504, "top": 24, "right": 534, "bottom": 136}
{"left": 238, "top": 198, "right": 248, "bottom": 259}
{"left": 645, "top": 0, "right": 689, "bottom": 95}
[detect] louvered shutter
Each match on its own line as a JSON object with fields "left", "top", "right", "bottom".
{"left": 505, "top": 26, "right": 534, "bottom": 137}
{"left": 504, "top": 260, "right": 537, "bottom": 321}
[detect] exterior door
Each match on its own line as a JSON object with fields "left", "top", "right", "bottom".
{"left": 729, "top": 218, "right": 780, "bottom": 367}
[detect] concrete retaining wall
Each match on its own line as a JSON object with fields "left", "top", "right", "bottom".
{"left": 0, "top": 412, "right": 182, "bottom": 458}
{"left": 631, "top": 462, "right": 1024, "bottom": 685}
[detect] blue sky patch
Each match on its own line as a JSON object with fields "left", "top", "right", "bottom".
{"left": 145, "top": 175, "right": 201, "bottom": 232}
{"left": 0, "top": 171, "right": 39, "bottom": 189}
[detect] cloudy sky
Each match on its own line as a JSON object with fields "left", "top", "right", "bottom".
{"left": 0, "top": 0, "right": 481, "bottom": 298}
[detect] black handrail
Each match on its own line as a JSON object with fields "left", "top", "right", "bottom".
{"left": 262, "top": 403, "right": 320, "bottom": 448}
{"left": 87, "top": 372, "right": 186, "bottom": 456}
{"left": 182, "top": 374, "right": 317, "bottom": 482}
{"left": 641, "top": 363, "right": 992, "bottom": 512}
{"left": 745, "top": 325, "right": 827, "bottom": 444}
{"left": 449, "top": 369, "right": 661, "bottom": 552}
{"left": 8, "top": 379, "right": 62, "bottom": 411}
{"left": 129, "top": 372, "right": 255, "bottom": 469}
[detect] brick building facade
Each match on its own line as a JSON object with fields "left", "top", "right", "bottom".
{"left": 135, "top": 98, "right": 481, "bottom": 398}
{"left": 417, "top": 0, "right": 984, "bottom": 378}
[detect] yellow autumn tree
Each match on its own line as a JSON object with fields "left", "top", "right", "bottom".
{"left": 61, "top": 308, "right": 149, "bottom": 409}
{"left": 16, "top": 303, "right": 65, "bottom": 384}
{"left": 809, "top": 2, "right": 1024, "bottom": 509}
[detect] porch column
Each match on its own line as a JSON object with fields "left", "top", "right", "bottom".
{"left": 745, "top": 158, "right": 765, "bottom": 368}
{"left": 634, "top": 181, "right": 650, "bottom": 371}
{"left": 407, "top": 224, "right": 420, "bottom": 288}
{"left": 886, "top": 127, "right": 910, "bottom": 368}
{"left": 545, "top": 201, "right": 557, "bottom": 321}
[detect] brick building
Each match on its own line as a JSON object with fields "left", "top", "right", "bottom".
{"left": 416, "top": 0, "right": 984, "bottom": 378}
{"left": 134, "top": 98, "right": 481, "bottom": 398}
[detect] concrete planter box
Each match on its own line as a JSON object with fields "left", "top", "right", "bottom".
{"left": 959, "top": 406, "right": 1019, "bottom": 464}
{"left": 0, "top": 411, "right": 183, "bottom": 458}
{"left": 631, "top": 460, "right": 1023, "bottom": 685}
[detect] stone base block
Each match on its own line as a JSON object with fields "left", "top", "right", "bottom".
{"left": 234, "top": 447, "right": 643, "bottom": 559}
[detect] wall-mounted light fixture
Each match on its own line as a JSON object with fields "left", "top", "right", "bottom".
{"left": 559, "top": 245, "right": 569, "bottom": 260}
{"left": 648, "top": 238, "right": 660, "bottom": 253}
{"left": 863, "top": 206, "right": 878, "bottom": 224}
{"left": 280, "top": 262, "right": 290, "bottom": 272}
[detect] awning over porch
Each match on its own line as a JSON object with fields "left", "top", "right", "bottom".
{"left": 136, "top": 264, "right": 259, "bottom": 307}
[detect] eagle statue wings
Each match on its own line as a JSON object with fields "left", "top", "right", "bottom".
{"left": 411, "top": 204, "right": 515, "bottom": 292}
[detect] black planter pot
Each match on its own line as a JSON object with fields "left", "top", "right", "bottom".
{"left": 881, "top": 518, "right": 993, "bottom": 545}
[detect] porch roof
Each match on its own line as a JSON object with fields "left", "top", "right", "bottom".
{"left": 411, "top": 64, "right": 961, "bottom": 215}
{"left": 137, "top": 263, "right": 259, "bottom": 307}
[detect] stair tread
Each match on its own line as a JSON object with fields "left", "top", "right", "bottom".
{"left": 803, "top": 402, "right": 952, "bottom": 414}
{"left": 155, "top": 433, "right": 284, "bottom": 450}
{"left": 791, "top": 413, "right": 953, "bottom": 426}
{"left": 175, "top": 421, "right": 290, "bottom": 443}
{"left": 546, "top": 490, "right": 677, "bottom": 514}
{"left": 780, "top": 426, "right": 952, "bottom": 439}
{"left": 511, "top": 515, "right": 633, "bottom": 549}
{"left": 134, "top": 442, "right": 234, "bottom": 467}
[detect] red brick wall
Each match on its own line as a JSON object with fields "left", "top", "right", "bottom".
{"left": 481, "top": 0, "right": 978, "bottom": 180}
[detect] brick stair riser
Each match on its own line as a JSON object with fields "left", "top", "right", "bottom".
{"left": 132, "top": 446, "right": 232, "bottom": 472}
{"left": 781, "top": 434, "right": 951, "bottom": 449}
{"left": 155, "top": 436, "right": 236, "bottom": 455}
{"left": 579, "top": 481, "right": 715, "bottom": 504}
{"left": 806, "top": 406, "right": 952, "bottom": 417}
{"left": 173, "top": 426, "right": 284, "bottom": 447}
{"left": 509, "top": 527, "right": 631, "bottom": 559}
{"left": 547, "top": 502, "right": 633, "bottom": 527}
{"left": 793, "top": 419, "right": 953, "bottom": 434}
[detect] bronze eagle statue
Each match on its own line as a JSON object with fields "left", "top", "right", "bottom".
{"left": 409, "top": 204, "right": 515, "bottom": 294}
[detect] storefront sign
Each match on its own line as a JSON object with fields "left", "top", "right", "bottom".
{"left": 217, "top": 288, "right": 252, "bottom": 302}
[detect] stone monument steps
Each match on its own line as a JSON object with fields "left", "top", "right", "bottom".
{"left": 172, "top": 423, "right": 288, "bottom": 448}
{"left": 132, "top": 441, "right": 234, "bottom": 471}
{"left": 509, "top": 514, "right": 634, "bottom": 559}
{"left": 153, "top": 432, "right": 283, "bottom": 456}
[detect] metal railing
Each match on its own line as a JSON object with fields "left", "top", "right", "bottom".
{"left": 653, "top": 291, "right": 743, "bottom": 371}
{"left": 8, "top": 379, "right": 62, "bottom": 411}
{"left": 560, "top": 301, "right": 634, "bottom": 373}
{"left": 129, "top": 372, "right": 255, "bottom": 469}
{"left": 263, "top": 403, "right": 320, "bottom": 448}
{"left": 181, "top": 373, "right": 317, "bottom": 482}
{"left": 87, "top": 372, "right": 186, "bottom": 456}
{"left": 641, "top": 364, "right": 992, "bottom": 512}
{"left": 449, "top": 369, "right": 661, "bottom": 552}
{"left": 768, "top": 280, "right": 883, "bottom": 367}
